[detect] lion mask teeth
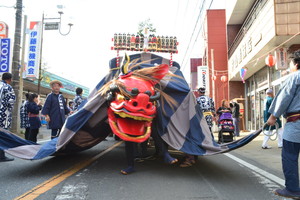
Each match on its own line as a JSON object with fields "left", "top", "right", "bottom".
{"left": 115, "top": 111, "right": 152, "bottom": 122}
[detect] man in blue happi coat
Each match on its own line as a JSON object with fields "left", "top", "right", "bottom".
{"left": 267, "top": 50, "right": 300, "bottom": 199}
{"left": 42, "top": 80, "right": 70, "bottom": 139}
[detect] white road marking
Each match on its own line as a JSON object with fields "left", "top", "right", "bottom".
{"left": 224, "top": 153, "right": 285, "bottom": 186}
{"left": 55, "top": 183, "right": 88, "bottom": 200}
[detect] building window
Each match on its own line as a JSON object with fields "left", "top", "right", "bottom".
{"left": 270, "top": 67, "right": 281, "bottom": 82}
{"left": 256, "top": 67, "right": 268, "bottom": 88}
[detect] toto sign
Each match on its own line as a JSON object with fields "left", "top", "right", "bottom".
{"left": 0, "top": 22, "right": 10, "bottom": 73}
{"left": 0, "top": 38, "right": 10, "bottom": 73}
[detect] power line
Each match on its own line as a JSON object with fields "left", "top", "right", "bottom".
{"left": 0, "top": 4, "right": 16, "bottom": 8}
{"left": 180, "top": 0, "right": 206, "bottom": 67}
{"left": 180, "top": 0, "right": 201, "bottom": 41}
{"left": 175, "top": 0, "right": 190, "bottom": 37}
{"left": 182, "top": 0, "right": 191, "bottom": 22}
{"left": 173, "top": 0, "right": 180, "bottom": 34}
{"left": 181, "top": 0, "right": 214, "bottom": 71}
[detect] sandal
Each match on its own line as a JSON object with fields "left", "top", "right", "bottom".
{"left": 169, "top": 158, "right": 178, "bottom": 164}
{"left": 164, "top": 157, "right": 178, "bottom": 165}
{"left": 164, "top": 153, "right": 178, "bottom": 164}
{"left": 179, "top": 158, "right": 195, "bottom": 167}
{"left": 120, "top": 166, "right": 135, "bottom": 175}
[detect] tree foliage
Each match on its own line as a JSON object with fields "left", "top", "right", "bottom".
{"left": 137, "top": 18, "right": 156, "bottom": 35}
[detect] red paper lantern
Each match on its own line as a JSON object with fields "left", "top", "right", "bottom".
{"left": 265, "top": 54, "right": 276, "bottom": 67}
{"left": 212, "top": 75, "right": 216, "bottom": 81}
{"left": 220, "top": 75, "right": 227, "bottom": 82}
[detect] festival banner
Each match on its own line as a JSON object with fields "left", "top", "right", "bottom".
{"left": 0, "top": 38, "right": 11, "bottom": 73}
{"left": 197, "top": 66, "right": 209, "bottom": 94}
{"left": 26, "top": 21, "right": 42, "bottom": 79}
{"left": 275, "top": 47, "right": 288, "bottom": 70}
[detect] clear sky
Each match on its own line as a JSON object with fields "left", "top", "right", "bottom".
{"left": 1, "top": 0, "right": 225, "bottom": 90}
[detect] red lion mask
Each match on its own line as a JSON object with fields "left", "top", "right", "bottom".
{"left": 105, "top": 59, "right": 169, "bottom": 143}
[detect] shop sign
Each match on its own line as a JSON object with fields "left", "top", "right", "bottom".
{"left": 230, "top": 37, "right": 253, "bottom": 71}
{"left": 0, "top": 21, "right": 8, "bottom": 38}
{"left": 0, "top": 38, "right": 10, "bottom": 73}
{"left": 45, "top": 22, "right": 59, "bottom": 30}
{"left": 239, "top": 103, "right": 244, "bottom": 117}
{"left": 26, "top": 21, "right": 42, "bottom": 78}
{"left": 197, "top": 66, "right": 209, "bottom": 94}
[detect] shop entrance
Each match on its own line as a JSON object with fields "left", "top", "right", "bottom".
{"left": 249, "top": 89, "right": 266, "bottom": 131}
{"left": 257, "top": 90, "right": 266, "bottom": 129}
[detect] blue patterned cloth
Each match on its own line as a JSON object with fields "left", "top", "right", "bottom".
{"left": 0, "top": 80, "right": 16, "bottom": 129}
{"left": 0, "top": 53, "right": 262, "bottom": 160}
{"left": 73, "top": 95, "right": 84, "bottom": 111}
{"left": 196, "top": 95, "right": 215, "bottom": 128}
{"left": 20, "top": 100, "right": 30, "bottom": 128}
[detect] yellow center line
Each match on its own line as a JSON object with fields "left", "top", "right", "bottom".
{"left": 14, "top": 141, "right": 123, "bottom": 200}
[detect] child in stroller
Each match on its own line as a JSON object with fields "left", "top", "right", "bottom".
{"left": 217, "top": 100, "right": 235, "bottom": 143}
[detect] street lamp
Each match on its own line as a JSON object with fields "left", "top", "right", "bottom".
{"left": 57, "top": 11, "right": 73, "bottom": 36}
{"left": 43, "top": 11, "right": 73, "bottom": 36}
{"left": 37, "top": 11, "right": 73, "bottom": 94}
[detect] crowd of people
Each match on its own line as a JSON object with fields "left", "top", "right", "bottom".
{"left": 0, "top": 72, "right": 84, "bottom": 162}
{"left": 178, "top": 83, "right": 286, "bottom": 168}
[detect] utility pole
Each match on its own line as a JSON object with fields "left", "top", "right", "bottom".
{"left": 11, "top": 0, "right": 23, "bottom": 134}
{"left": 37, "top": 13, "right": 44, "bottom": 95}
{"left": 211, "top": 49, "right": 215, "bottom": 105}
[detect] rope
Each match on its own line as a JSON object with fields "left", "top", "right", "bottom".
{"left": 262, "top": 122, "right": 279, "bottom": 141}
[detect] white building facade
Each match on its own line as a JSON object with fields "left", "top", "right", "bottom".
{"left": 226, "top": 0, "right": 300, "bottom": 130}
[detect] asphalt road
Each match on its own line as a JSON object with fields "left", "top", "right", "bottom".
{"left": 0, "top": 131, "right": 292, "bottom": 200}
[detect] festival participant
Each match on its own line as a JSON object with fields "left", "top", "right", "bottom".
{"left": 121, "top": 117, "right": 178, "bottom": 175}
{"left": 68, "top": 101, "right": 74, "bottom": 112}
{"left": 230, "top": 100, "right": 240, "bottom": 137}
{"left": 216, "top": 99, "right": 232, "bottom": 117}
{"left": 20, "top": 93, "right": 30, "bottom": 140}
{"left": 267, "top": 50, "right": 300, "bottom": 199}
{"left": 217, "top": 99, "right": 233, "bottom": 143}
{"left": 41, "top": 80, "right": 70, "bottom": 139}
{"left": 27, "top": 93, "right": 42, "bottom": 143}
{"left": 262, "top": 88, "right": 283, "bottom": 149}
{"left": 0, "top": 72, "right": 15, "bottom": 162}
{"left": 73, "top": 87, "right": 84, "bottom": 111}
{"left": 196, "top": 87, "right": 216, "bottom": 134}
